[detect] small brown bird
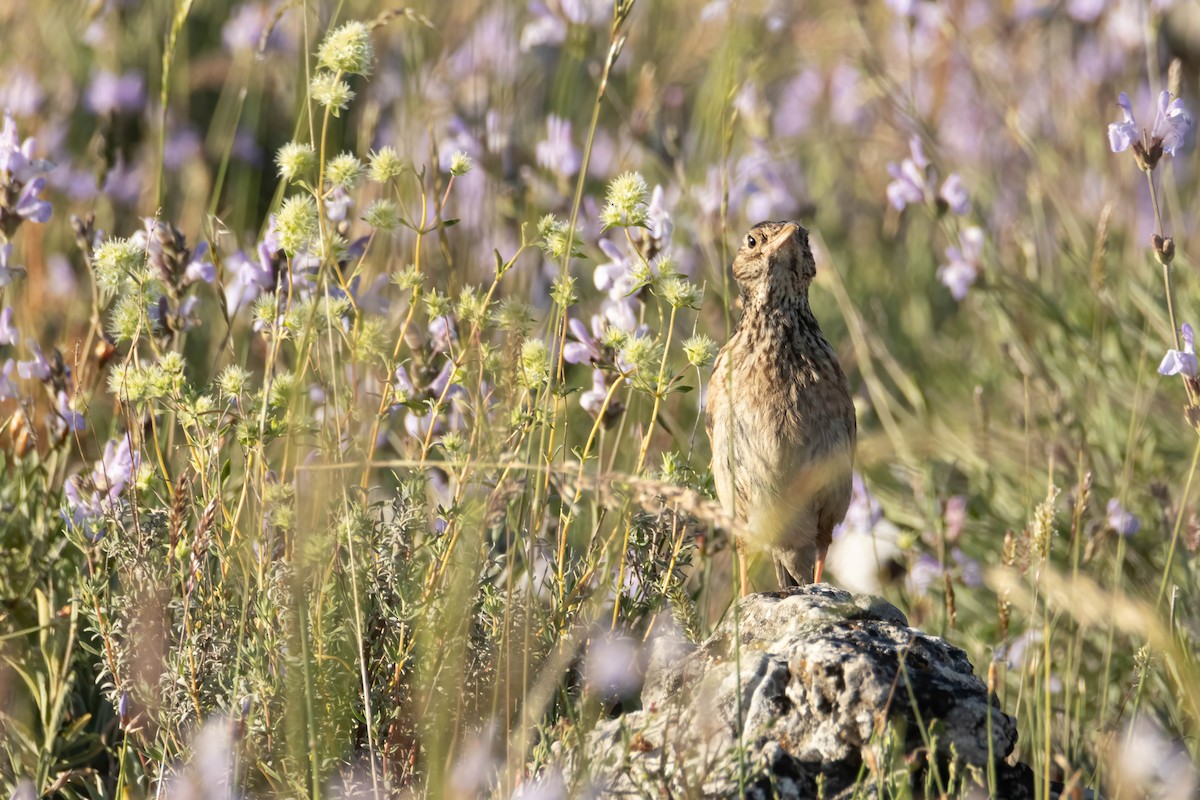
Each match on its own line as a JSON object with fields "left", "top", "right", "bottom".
{"left": 706, "top": 221, "right": 856, "bottom": 594}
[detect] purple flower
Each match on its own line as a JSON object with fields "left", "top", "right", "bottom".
{"left": 944, "top": 495, "right": 967, "bottom": 541}
{"left": 0, "top": 70, "right": 45, "bottom": 116}
{"left": 1108, "top": 92, "right": 1138, "bottom": 153}
{"left": 1158, "top": 324, "right": 1198, "bottom": 378}
{"left": 938, "top": 173, "right": 970, "bottom": 215}
{"left": 564, "top": 316, "right": 603, "bottom": 365}
{"left": 325, "top": 187, "right": 353, "bottom": 222}
{"left": 0, "top": 113, "right": 54, "bottom": 184}
{"left": 94, "top": 435, "right": 138, "bottom": 500}
{"left": 886, "top": 136, "right": 931, "bottom": 211}
{"left": 223, "top": 2, "right": 293, "bottom": 53}
{"left": 937, "top": 226, "right": 984, "bottom": 301}
{"left": 17, "top": 341, "right": 50, "bottom": 382}
{"left": 1153, "top": 90, "right": 1193, "bottom": 155}
{"left": 14, "top": 178, "right": 51, "bottom": 223}
{"left": 0, "top": 310, "right": 15, "bottom": 346}
{"left": 64, "top": 434, "right": 140, "bottom": 534}
{"left": 224, "top": 245, "right": 277, "bottom": 313}
{"left": 580, "top": 369, "right": 610, "bottom": 417}
{"left": 0, "top": 245, "right": 25, "bottom": 287}
{"left": 0, "top": 359, "right": 17, "bottom": 400}
{"left": 56, "top": 390, "right": 85, "bottom": 432}
{"left": 1106, "top": 498, "right": 1141, "bottom": 536}
{"left": 907, "top": 547, "right": 981, "bottom": 595}
{"left": 183, "top": 241, "right": 215, "bottom": 285}
{"left": 85, "top": 70, "right": 146, "bottom": 116}
{"left": 535, "top": 115, "right": 580, "bottom": 179}
{"left": 1110, "top": 91, "right": 1193, "bottom": 161}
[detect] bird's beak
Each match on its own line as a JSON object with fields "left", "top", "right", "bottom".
{"left": 762, "top": 222, "right": 799, "bottom": 257}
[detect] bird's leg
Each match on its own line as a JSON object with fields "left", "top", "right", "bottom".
{"left": 736, "top": 537, "right": 749, "bottom": 597}
{"left": 813, "top": 545, "right": 828, "bottom": 585}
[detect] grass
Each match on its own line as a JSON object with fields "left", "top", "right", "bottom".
{"left": 0, "top": 0, "right": 1198, "bottom": 797}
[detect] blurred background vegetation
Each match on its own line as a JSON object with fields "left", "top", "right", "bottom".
{"left": 0, "top": 0, "right": 1199, "bottom": 797}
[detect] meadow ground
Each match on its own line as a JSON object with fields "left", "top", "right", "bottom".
{"left": 0, "top": 0, "right": 1198, "bottom": 798}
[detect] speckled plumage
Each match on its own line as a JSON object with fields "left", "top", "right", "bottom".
{"left": 706, "top": 221, "right": 856, "bottom": 592}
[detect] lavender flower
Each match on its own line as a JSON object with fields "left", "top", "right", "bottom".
{"left": 0, "top": 113, "right": 53, "bottom": 235}
{"left": 0, "top": 309, "right": 15, "bottom": 346}
{"left": 0, "top": 244, "right": 25, "bottom": 286}
{"left": 0, "top": 70, "right": 44, "bottom": 116}
{"left": 1106, "top": 498, "right": 1141, "bottom": 536}
{"left": 56, "top": 390, "right": 85, "bottom": 432}
{"left": 1107, "top": 92, "right": 1139, "bottom": 153}
{"left": 907, "top": 547, "right": 982, "bottom": 596}
{"left": 938, "top": 173, "right": 970, "bottom": 215}
{"left": 64, "top": 434, "right": 141, "bottom": 533}
{"left": 0, "top": 359, "right": 17, "bottom": 400}
{"left": 937, "top": 226, "right": 984, "bottom": 301}
{"left": 886, "top": 136, "right": 931, "bottom": 211}
{"left": 886, "top": 135, "right": 969, "bottom": 215}
{"left": 17, "top": 341, "right": 51, "bottom": 381}
{"left": 1110, "top": 91, "right": 1193, "bottom": 169}
{"left": 564, "top": 316, "right": 603, "bottom": 365}
{"left": 535, "top": 115, "right": 581, "bottom": 179}
{"left": 84, "top": 70, "right": 146, "bottom": 116}
{"left": 1158, "top": 324, "right": 1198, "bottom": 378}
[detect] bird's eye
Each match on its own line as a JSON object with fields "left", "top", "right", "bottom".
{"left": 746, "top": 235, "right": 757, "bottom": 248}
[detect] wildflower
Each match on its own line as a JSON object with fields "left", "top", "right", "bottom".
{"left": 825, "top": 472, "right": 904, "bottom": 594}
{"left": 564, "top": 316, "right": 604, "bottom": 366}
{"left": 537, "top": 214, "right": 583, "bottom": 261}
{"left": 275, "top": 195, "right": 319, "bottom": 255}
{"left": 886, "top": 136, "right": 931, "bottom": 211}
{"left": 937, "top": 226, "right": 984, "bottom": 301}
{"left": 224, "top": 241, "right": 277, "bottom": 313}
{"left": 1106, "top": 497, "right": 1141, "bottom": 536}
{"left": 17, "top": 341, "right": 51, "bottom": 382}
{"left": 325, "top": 152, "right": 363, "bottom": 189}
{"left": 56, "top": 390, "right": 84, "bottom": 432}
{"left": 683, "top": 334, "right": 718, "bottom": 368}
{"left": 309, "top": 71, "right": 355, "bottom": 116}
{"left": 520, "top": 338, "right": 550, "bottom": 386}
{"left": 1110, "top": 91, "right": 1193, "bottom": 170}
{"left": 324, "top": 187, "right": 353, "bottom": 222}
{"left": 1158, "top": 324, "right": 1198, "bottom": 378}
{"left": 944, "top": 495, "right": 967, "bottom": 541}
{"left": 0, "top": 113, "right": 53, "bottom": 235}
{"left": 64, "top": 434, "right": 140, "bottom": 533}
{"left": 600, "top": 171, "right": 650, "bottom": 230}
{"left": 0, "top": 307, "right": 17, "bottom": 346}
{"left": 886, "top": 135, "right": 969, "bottom": 215}
{"left": 317, "top": 20, "right": 374, "bottom": 76}
{"left": 535, "top": 115, "right": 581, "bottom": 179}
{"left": 84, "top": 70, "right": 145, "bottom": 116}
{"left": 368, "top": 146, "right": 405, "bottom": 182}
{"left": 363, "top": 199, "right": 401, "bottom": 231}
{"left": 0, "top": 359, "right": 17, "bottom": 400}
{"left": 0, "top": 244, "right": 26, "bottom": 287}
{"left": 580, "top": 368, "right": 621, "bottom": 421}
{"left": 275, "top": 141, "right": 316, "bottom": 182}
{"left": 938, "top": 173, "right": 970, "bottom": 215}
{"left": 449, "top": 150, "right": 474, "bottom": 177}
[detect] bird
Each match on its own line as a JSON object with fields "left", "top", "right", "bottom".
{"left": 705, "top": 221, "right": 856, "bottom": 595}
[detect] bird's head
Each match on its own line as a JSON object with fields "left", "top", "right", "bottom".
{"left": 731, "top": 221, "right": 815, "bottom": 302}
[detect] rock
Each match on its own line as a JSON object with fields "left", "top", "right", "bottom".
{"left": 563, "top": 585, "right": 1034, "bottom": 798}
